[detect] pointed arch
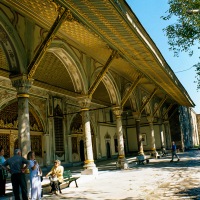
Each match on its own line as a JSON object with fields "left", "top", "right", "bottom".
{"left": 48, "top": 41, "right": 87, "bottom": 94}
{"left": 29, "top": 102, "right": 45, "bottom": 133}
{"left": 91, "top": 68, "right": 121, "bottom": 105}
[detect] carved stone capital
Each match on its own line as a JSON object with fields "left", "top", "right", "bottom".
{"left": 132, "top": 111, "right": 141, "bottom": 120}
{"left": 147, "top": 115, "right": 154, "bottom": 123}
{"left": 78, "top": 96, "right": 91, "bottom": 109}
{"left": 157, "top": 118, "right": 163, "bottom": 124}
{"left": 163, "top": 120, "right": 169, "bottom": 124}
{"left": 11, "top": 75, "right": 33, "bottom": 95}
{"left": 112, "top": 106, "right": 122, "bottom": 117}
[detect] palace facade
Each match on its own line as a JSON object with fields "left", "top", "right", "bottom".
{"left": 0, "top": 0, "right": 198, "bottom": 173}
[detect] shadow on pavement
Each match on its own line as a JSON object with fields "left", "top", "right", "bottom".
{"left": 176, "top": 187, "right": 200, "bottom": 200}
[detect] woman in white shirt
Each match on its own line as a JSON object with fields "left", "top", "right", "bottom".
{"left": 27, "top": 151, "right": 42, "bottom": 200}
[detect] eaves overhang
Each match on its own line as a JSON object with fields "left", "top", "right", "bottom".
{"left": 59, "top": 0, "right": 194, "bottom": 107}
{"left": 1, "top": 0, "right": 195, "bottom": 107}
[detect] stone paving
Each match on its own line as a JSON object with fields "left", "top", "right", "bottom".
{"left": 2, "top": 150, "right": 200, "bottom": 200}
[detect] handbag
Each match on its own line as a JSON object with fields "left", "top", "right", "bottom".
{"left": 50, "top": 175, "right": 58, "bottom": 182}
{"left": 38, "top": 167, "right": 42, "bottom": 176}
{"left": 37, "top": 167, "right": 43, "bottom": 181}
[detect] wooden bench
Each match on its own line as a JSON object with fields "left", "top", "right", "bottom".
{"left": 62, "top": 170, "right": 79, "bottom": 188}
{"left": 42, "top": 170, "right": 79, "bottom": 195}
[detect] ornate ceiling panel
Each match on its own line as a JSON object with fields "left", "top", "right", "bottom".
{"left": 0, "top": 0, "right": 195, "bottom": 108}
{"left": 34, "top": 52, "right": 75, "bottom": 92}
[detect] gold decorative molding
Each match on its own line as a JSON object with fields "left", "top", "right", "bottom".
{"left": 88, "top": 50, "right": 118, "bottom": 98}
{"left": 140, "top": 88, "right": 158, "bottom": 114}
{"left": 84, "top": 159, "right": 94, "bottom": 164}
{"left": 28, "top": 7, "right": 69, "bottom": 79}
{"left": 17, "top": 94, "right": 30, "bottom": 98}
{"left": 121, "top": 74, "right": 142, "bottom": 107}
{"left": 153, "top": 96, "right": 167, "bottom": 117}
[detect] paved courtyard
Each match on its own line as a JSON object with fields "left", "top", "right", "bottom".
{"left": 2, "top": 150, "right": 200, "bottom": 200}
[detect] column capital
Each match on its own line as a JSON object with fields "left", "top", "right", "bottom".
{"left": 11, "top": 74, "right": 33, "bottom": 95}
{"left": 147, "top": 115, "right": 154, "bottom": 123}
{"left": 78, "top": 95, "right": 91, "bottom": 110}
{"left": 112, "top": 106, "right": 123, "bottom": 117}
{"left": 157, "top": 118, "right": 163, "bottom": 124}
{"left": 163, "top": 120, "right": 169, "bottom": 124}
{"left": 132, "top": 111, "right": 141, "bottom": 120}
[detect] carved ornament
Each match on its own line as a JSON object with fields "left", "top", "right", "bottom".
{"left": 112, "top": 106, "right": 122, "bottom": 117}
{"left": 78, "top": 96, "right": 91, "bottom": 109}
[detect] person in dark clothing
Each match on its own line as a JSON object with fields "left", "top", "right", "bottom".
{"left": 3, "top": 149, "right": 29, "bottom": 200}
{"left": 0, "top": 146, "right": 8, "bottom": 197}
{"left": 170, "top": 141, "right": 180, "bottom": 162}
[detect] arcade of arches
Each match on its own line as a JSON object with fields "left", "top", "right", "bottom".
{"left": 0, "top": 0, "right": 198, "bottom": 173}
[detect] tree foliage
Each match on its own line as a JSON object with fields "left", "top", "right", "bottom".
{"left": 162, "top": 0, "right": 200, "bottom": 88}
{"left": 162, "top": 0, "right": 200, "bottom": 55}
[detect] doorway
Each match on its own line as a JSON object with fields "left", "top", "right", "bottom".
{"left": 106, "top": 141, "right": 111, "bottom": 159}
{"left": 80, "top": 140, "right": 85, "bottom": 161}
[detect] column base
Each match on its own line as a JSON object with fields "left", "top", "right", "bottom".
{"left": 81, "top": 162, "right": 98, "bottom": 175}
{"left": 116, "top": 157, "right": 129, "bottom": 169}
{"left": 81, "top": 167, "right": 98, "bottom": 175}
{"left": 138, "top": 151, "right": 145, "bottom": 156}
{"left": 150, "top": 150, "right": 160, "bottom": 158}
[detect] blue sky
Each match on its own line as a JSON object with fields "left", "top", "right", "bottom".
{"left": 126, "top": 0, "right": 200, "bottom": 113}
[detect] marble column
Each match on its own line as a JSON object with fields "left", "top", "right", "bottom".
{"left": 132, "top": 112, "right": 144, "bottom": 155}
{"left": 47, "top": 117, "right": 54, "bottom": 164}
{"left": 147, "top": 116, "right": 158, "bottom": 158}
{"left": 112, "top": 106, "right": 128, "bottom": 169}
{"left": 68, "top": 135, "right": 72, "bottom": 162}
{"left": 164, "top": 120, "right": 171, "bottom": 149}
{"left": 158, "top": 118, "right": 165, "bottom": 147}
{"left": 43, "top": 134, "right": 50, "bottom": 166}
{"left": 147, "top": 116, "right": 156, "bottom": 149}
{"left": 11, "top": 75, "right": 33, "bottom": 158}
{"left": 78, "top": 97, "right": 98, "bottom": 175}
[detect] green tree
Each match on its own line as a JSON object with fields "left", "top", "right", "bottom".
{"left": 162, "top": 0, "right": 200, "bottom": 88}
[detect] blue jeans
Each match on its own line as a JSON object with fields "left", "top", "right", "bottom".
{"left": 172, "top": 151, "right": 179, "bottom": 161}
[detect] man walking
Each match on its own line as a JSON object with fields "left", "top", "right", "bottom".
{"left": 170, "top": 141, "right": 180, "bottom": 162}
{"left": 3, "top": 149, "right": 29, "bottom": 200}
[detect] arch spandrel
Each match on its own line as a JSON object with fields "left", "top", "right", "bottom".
{"left": 123, "top": 83, "right": 139, "bottom": 112}
{"left": 142, "top": 96, "right": 150, "bottom": 115}
{"left": 0, "top": 101, "right": 44, "bottom": 132}
{"left": 0, "top": 10, "right": 27, "bottom": 74}
{"left": 154, "top": 102, "right": 160, "bottom": 118}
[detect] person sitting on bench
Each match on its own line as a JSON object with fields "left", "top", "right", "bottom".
{"left": 161, "top": 146, "right": 167, "bottom": 157}
{"left": 46, "top": 160, "right": 64, "bottom": 195}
